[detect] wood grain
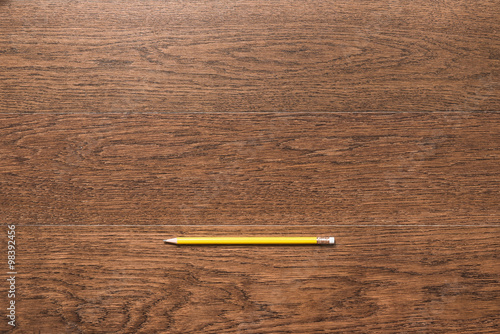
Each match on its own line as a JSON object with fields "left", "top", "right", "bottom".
{"left": 1, "top": 0, "right": 499, "bottom": 113}
{"left": 1, "top": 225, "right": 498, "bottom": 333}
{"left": 1, "top": 1, "right": 499, "bottom": 332}
{"left": 1, "top": 113, "right": 499, "bottom": 227}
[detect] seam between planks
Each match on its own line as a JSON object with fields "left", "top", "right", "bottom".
{"left": 0, "top": 111, "right": 499, "bottom": 116}
{"left": 14, "top": 224, "right": 498, "bottom": 227}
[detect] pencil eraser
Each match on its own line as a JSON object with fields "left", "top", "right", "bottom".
{"left": 329, "top": 237, "right": 335, "bottom": 244}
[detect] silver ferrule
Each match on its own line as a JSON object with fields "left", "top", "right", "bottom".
{"left": 317, "top": 237, "right": 334, "bottom": 244}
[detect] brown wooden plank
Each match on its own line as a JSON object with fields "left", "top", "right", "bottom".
{"left": 1, "top": 113, "right": 499, "bottom": 226}
{"left": 1, "top": 0, "right": 498, "bottom": 113}
{"left": 0, "top": 225, "right": 498, "bottom": 333}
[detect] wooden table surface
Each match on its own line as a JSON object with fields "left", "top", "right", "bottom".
{"left": 1, "top": 1, "right": 499, "bottom": 333}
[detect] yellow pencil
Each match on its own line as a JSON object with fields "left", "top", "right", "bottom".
{"left": 164, "top": 236, "right": 335, "bottom": 245}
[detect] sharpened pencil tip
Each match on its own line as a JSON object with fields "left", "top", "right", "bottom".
{"left": 164, "top": 238, "right": 178, "bottom": 244}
